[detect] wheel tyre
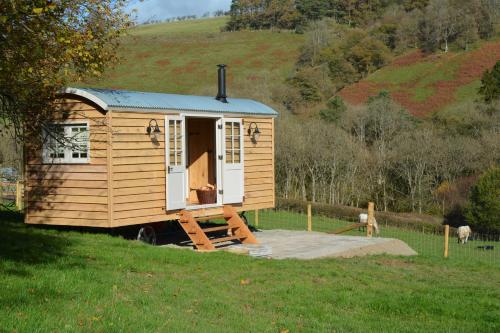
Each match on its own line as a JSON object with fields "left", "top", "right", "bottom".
{"left": 137, "top": 225, "right": 157, "bottom": 245}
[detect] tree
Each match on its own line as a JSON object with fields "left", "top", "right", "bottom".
{"left": 320, "top": 96, "right": 347, "bottom": 123}
{"left": 478, "top": 61, "right": 500, "bottom": 104}
{"left": 465, "top": 166, "right": 500, "bottom": 232}
{"left": 0, "top": 1, "right": 131, "bottom": 140}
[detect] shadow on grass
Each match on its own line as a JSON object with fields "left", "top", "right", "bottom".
{"left": 0, "top": 210, "right": 79, "bottom": 276}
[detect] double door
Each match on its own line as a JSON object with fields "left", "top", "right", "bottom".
{"left": 165, "top": 115, "right": 244, "bottom": 210}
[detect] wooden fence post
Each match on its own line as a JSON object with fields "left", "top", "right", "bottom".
{"left": 444, "top": 225, "right": 449, "bottom": 258}
{"left": 255, "top": 209, "right": 259, "bottom": 228}
{"left": 367, "top": 202, "right": 374, "bottom": 238}
{"left": 16, "top": 181, "right": 23, "bottom": 210}
{"left": 307, "top": 203, "right": 312, "bottom": 232}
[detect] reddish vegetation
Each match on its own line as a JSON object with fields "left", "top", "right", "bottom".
{"left": 247, "top": 75, "right": 260, "bottom": 81}
{"left": 392, "top": 49, "right": 425, "bottom": 67}
{"left": 250, "top": 59, "right": 264, "bottom": 68}
{"left": 339, "top": 81, "right": 386, "bottom": 105}
{"left": 230, "top": 58, "right": 245, "bottom": 66}
{"left": 339, "top": 42, "right": 500, "bottom": 117}
{"left": 135, "top": 51, "right": 152, "bottom": 59}
{"left": 255, "top": 43, "right": 271, "bottom": 52}
{"left": 171, "top": 60, "right": 201, "bottom": 75}
{"left": 155, "top": 59, "right": 171, "bottom": 67}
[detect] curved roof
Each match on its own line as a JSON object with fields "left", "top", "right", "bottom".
{"left": 64, "top": 87, "right": 278, "bottom": 117}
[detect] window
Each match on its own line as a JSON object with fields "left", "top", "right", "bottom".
{"left": 43, "top": 123, "right": 90, "bottom": 164}
{"left": 168, "top": 119, "right": 183, "bottom": 166}
{"left": 225, "top": 121, "right": 241, "bottom": 164}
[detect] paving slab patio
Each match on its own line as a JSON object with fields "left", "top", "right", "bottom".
{"left": 226, "top": 229, "right": 417, "bottom": 259}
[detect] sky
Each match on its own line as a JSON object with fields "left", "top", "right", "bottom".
{"left": 127, "top": 0, "right": 232, "bottom": 23}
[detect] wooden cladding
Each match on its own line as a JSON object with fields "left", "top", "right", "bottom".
{"left": 25, "top": 103, "right": 275, "bottom": 228}
{"left": 25, "top": 102, "right": 110, "bottom": 227}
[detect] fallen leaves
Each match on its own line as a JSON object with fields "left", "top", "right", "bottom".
{"left": 240, "top": 278, "right": 251, "bottom": 285}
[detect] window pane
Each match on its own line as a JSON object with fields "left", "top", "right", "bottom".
{"left": 225, "top": 136, "right": 232, "bottom": 150}
{"left": 225, "top": 123, "right": 232, "bottom": 136}
{"left": 169, "top": 121, "right": 175, "bottom": 140}
{"left": 234, "top": 150, "right": 240, "bottom": 163}
{"left": 71, "top": 126, "right": 89, "bottom": 159}
{"left": 176, "top": 151, "right": 182, "bottom": 166}
{"left": 47, "top": 125, "right": 65, "bottom": 159}
{"left": 233, "top": 137, "right": 240, "bottom": 150}
{"left": 169, "top": 152, "right": 175, "bottom": 165}
{"left": 233, "top": 122, "right": 240, "bottom": 136}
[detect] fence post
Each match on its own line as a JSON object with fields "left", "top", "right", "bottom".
{"left": 307, "top": 203, "right": 312, "bottom": 232}
{"left": 255, "top": 209, "right": 259, "bottom": 228}
{"left": 444, "top": 225, "right": 449, "bottom": 258}
{"left": 16, "top": 181, "right": 23, "bottom": 210}
{"left": 367, "top": 202, "right": 374, "bottom": 238}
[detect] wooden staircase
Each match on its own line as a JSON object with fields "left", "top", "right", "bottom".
{"left": 178, "top": 205, "right": 258, "bottom": 251}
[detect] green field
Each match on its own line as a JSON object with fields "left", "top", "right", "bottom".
{"left": 1, "top": 210, "right": 499, "bottom": 332}
{"left": 83, "top": 17, "right": 304, "bottom": 104}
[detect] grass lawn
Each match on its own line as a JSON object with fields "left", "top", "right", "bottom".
{"left": 1, "top": 210, "right": 499, "bottom": 332}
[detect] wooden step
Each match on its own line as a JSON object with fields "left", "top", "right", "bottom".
{"left": 211, "top": 235, "right": 247, "bottom": 244}
{"left": 178, "top": 206, "right": 257, "bottom": 251}
{"left": 202, "top": 225, "right": 233, "bottom": 233}
{"left": 194, "top": 215, "right": 226, "bottom": 222}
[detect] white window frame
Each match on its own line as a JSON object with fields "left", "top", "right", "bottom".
{"left": 42, "top": 122, "right": 90, "bottom": 164}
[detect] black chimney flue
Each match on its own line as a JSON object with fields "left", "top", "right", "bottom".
{"left": 216, "top": 64, "right": 228, "bottom": 103}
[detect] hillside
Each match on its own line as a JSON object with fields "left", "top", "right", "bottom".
{"left": 339, "top": 41, "right": 500, "bottom": 117}
{"left": 84, "top": 17, "right": 304, "bottom": 104}
{"left": 86, "top": 18, "right": 498, "bottom": 117}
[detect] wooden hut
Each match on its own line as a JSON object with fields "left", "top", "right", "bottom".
{"left": 25, "top": 67, "right": 277, "bottom": 249}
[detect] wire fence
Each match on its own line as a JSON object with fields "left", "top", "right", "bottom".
{"left": 0, "top": 181, "right": 24, "bottom": 210}
{"left": 245, "top": 207, "right": 500, "bottom": 266}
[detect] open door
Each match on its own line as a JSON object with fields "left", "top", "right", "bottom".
{"left": 222, "top": 118, "right": 244, "bottom": 204}
{"left": 166, "top": 115, "right": 186, "bottom": 210}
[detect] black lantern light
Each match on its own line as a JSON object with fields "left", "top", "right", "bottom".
{"left": 147, "top": 119, "right": 161, "bottom": 136}
{"left": 247, "top": 122, "right": 261, "bottom": 143}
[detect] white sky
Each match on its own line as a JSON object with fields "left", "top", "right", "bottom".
{"left": 127, "top": 0, "right": 232, "bottom": 23}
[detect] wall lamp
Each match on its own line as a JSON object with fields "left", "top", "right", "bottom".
{"left": 247, "top": 122, "right": 261, "bottom": 143}
{"left": 147, "top": 119, "right": 161, "bottom": 136}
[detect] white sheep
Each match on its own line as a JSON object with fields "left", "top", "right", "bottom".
{"left": 457, "top": 226, "right": 472, "bottom": 244}
{"left": 359, "top": 213, "right": 379, "bottom": 235}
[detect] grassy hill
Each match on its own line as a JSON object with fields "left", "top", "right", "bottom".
{"left": 339, "top": 41, "right": 500, "bottom": 117}
{"left": 86, "top": 18, "right": 498, "bottom": 117}
{"left": 84, "top": 17, "right": 304, "bottom": 104}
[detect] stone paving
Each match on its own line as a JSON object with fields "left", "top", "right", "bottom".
{"left": 226, "top": 229, "right": 417, "bottom": 259}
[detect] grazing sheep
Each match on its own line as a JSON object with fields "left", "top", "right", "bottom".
{"left": 359, "top": 213, "right": 379, "bottom": 235}
{"left": 457, "top": 226, "right": 472, "bottom": 244}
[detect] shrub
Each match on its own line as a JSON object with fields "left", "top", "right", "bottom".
{"left": 319, "top": 96, "right": 347, "bottom": 123}
{"left": 479, "top": 61, "right": 500, "bottom": 104}
{"left": 465, "top": 166, "right": 500, "bottom": 232}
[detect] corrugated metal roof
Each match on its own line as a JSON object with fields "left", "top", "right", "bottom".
{"left": 65, "top": 87, "right": 278, "bottom": 116}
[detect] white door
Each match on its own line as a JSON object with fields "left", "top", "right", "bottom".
{"left": 165, "top": 115, "right": 186, "bottom": 210}
{"left": 222, "top": 118, "right": 244, "bottom": 204}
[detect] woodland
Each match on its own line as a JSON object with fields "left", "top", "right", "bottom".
{"left": 227, "top": 0, "right": 500, "bottom": 231}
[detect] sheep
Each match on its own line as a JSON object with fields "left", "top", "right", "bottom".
{"left": 359, "top": 213, "right": 379, "bottom": 235}
{"left": 457, "top": 226, "right": 472, "bottom": 244}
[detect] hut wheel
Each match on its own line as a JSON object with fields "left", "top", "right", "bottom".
{"left": 137, "top": 225, "right": 157, "bottom": 245}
